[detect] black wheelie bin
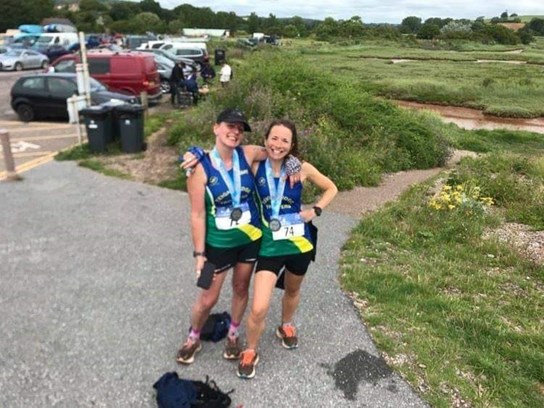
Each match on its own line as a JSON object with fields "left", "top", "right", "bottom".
{"left": 114, "top": 104, "right": 145, "bottom": 153}
{"left": 80, "top": 105, "right": 114, "bottom": 153}
{"left": 214, "top": 49, "right": 226, "bottom": 66}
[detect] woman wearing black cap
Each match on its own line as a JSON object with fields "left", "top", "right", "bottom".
{"left": 176, "top": 108, "right": 269, "bottom": 364}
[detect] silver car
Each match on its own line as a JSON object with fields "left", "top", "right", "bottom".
{"left": 0, "top": 49, "right": 49, "bottom": 71}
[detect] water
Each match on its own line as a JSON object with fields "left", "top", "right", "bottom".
{"left": 396, "top": 101, "right": 544, "bottom": 134}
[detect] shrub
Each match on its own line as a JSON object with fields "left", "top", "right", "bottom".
{"left": 428, "top": 182, "right": 494, "bottom": 214}
{"left": 450, "top": 154, "right": 544, "bottom": 228}
{"left": 171, "top": 51, "right": 453, "bottom": 189}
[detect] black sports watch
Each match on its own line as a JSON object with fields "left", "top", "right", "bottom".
{"left": 193, "top": 251, "right": 206, "bottom": 258}
{"left": 313, "top": 206, "right": 322, "bottom": 217}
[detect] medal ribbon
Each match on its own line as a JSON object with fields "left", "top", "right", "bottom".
{"left": 211, "top": 147, "right": 242, "bottom": 208}
{"left": 265, "top": 159, "right": 287, "bottom": 219}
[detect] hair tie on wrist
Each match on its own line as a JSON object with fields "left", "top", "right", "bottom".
{"left": 285, "top": 155, "right": 301, "bottom": 176}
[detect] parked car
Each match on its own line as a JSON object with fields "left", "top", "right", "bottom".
{"left": 67, "top": 34, "right": 102, "bottom": 52}
{"left": 237, "top": 38, "right": 258, "bottom": 48}
{"left": 10, "top": 34, "right": 40, "bottom": 48}
{"left": 125, "top": 34, "right": 157, "bottom": 50}
{"left": 32, "top": 33, "right": 79, "bottom": 49}
{"left": 10, "top": 73, "right": 138, "bottom": 122}
{"left": 35, "top": 44, "right": 71, "bottom": 63}
{"left": 149, "top": 54, "right": 175, "bottom": 94}
{"left": 136, "top": 41, "right": 166, "bottom": 50}
{"left": 159, "top": 43, "right": 208, "bottom": 66}
{"left": 49, "top": 50, "right": 162, "bottom": 105}
{"left": 95, "top": 43, "right": 124, "bottom": 52}
{"left": 0, "top": 49, "right": 49, "bottom": 71}
{"left": 139, "top": 48, "right": 197, "bottom": 71}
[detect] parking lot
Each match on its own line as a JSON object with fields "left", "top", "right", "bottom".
{"left": 0, "top": 69, "right": 82, "bottom": 177}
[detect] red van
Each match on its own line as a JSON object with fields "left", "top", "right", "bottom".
{"left": 50, "top": 50, "right": 162, "bottom": 104}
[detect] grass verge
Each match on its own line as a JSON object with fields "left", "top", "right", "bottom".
{"left": 78, "top": 159, "right": 132, "bottom": 179}
{"left": 341, "top": 152, "right": 544, "bottom": 407}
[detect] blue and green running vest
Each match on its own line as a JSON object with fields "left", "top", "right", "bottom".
{"left": 254, "top": 161, "right": 314, "bottom": 256}
{"left": 200, "top": 146, "right": 262, "bottom": 248}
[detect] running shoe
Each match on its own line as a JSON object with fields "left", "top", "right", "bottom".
{"left": 237, "top": 349, "right": 259, "bottom": 379}
{"left": 223, "top": 336, "right": 242, "bottom": 360}
{"left": 276, "top": 324, "right": 298, "bottom": 349}
{"left": 176, "top": 338, "right": 202, "bottom": 364}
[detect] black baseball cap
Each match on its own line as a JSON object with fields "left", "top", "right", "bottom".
{"left": 216, "top": 108, "right": 251, "bottom": 132}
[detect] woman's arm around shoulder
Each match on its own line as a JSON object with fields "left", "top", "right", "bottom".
{"left": 242, "top": 145, "right": 267, "bottom": 165}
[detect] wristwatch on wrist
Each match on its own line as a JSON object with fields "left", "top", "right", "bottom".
{"left": 193, "top": 251, "right": 205, "bottom": 258}
{"left": 313, "top": 206, "right": 322, "bottom": 217}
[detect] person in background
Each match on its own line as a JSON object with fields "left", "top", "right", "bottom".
{"left": 200, "top": 60, "right": 216, "bottom": 86}
{"left": 219, "top": 60, "right": 232, "bottom": 88}
{"left": 237, "top": 119, "right": 338, "bottom": 379}
{"left": 184, "top": 68, "right": 199, "bottom": 105}
{"left": 170, "top": 60, "right": 186, "bottom": 106}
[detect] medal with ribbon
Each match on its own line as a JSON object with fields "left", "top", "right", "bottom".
{"left": 210, "top": 147, "right": 245, "bottom": 225}
{"left": 265, "top": 159, "right": 287, "bottom": 232}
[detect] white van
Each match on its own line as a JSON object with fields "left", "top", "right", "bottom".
{"left": 34, "top": 33, "right": 78, "bottom": 49}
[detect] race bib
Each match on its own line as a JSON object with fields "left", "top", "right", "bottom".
{"left": 272, "top": 213, "right": 305, "bottom": 241}
{"left": 215, "top": 203, "right": 251, "bottom": 230}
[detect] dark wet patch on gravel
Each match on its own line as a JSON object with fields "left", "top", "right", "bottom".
{"left": 321, "top": 349, "right": 394, "bottom": 400}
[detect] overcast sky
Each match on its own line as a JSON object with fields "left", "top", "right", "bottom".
{"left": 154, "top": 1, "right": 542, "bottom": 24}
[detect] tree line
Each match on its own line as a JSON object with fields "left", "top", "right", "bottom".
{"left": 0, "top": 0, "right": 320, "bottom": 36}
{"left": 2, "top": 0, "right": 544, "bottom": 46}
{"left": 397, "top": 12, "right": 544, "bottom": 45}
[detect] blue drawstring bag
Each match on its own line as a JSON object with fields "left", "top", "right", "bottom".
{"left": 199, "top": 311, "right": 231, "bottom": 342}
{"left": 154, "top": 373, "right": 233, "bottom": 408}
{"left": 153, "top": 372, "right": 197, "bottom": 408}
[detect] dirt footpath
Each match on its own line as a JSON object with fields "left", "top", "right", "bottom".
{"left": 328, "top": 150, "right": 476, "bottom": 216}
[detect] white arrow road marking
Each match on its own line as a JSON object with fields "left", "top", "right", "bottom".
{"left": 7, "top": 141, "right": 42, "bottom": 153}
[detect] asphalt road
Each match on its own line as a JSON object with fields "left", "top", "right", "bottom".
{"left": 0, "top": 161, "right": 428, "bottom": 407}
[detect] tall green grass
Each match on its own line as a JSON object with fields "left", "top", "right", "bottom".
{"left": 451, "top": 128, "right": 544, "bottom": 155}
{"left": 450, "top": 154, "right": 544, "bottom": 228}
{"left": 295, "top": 41, "right": 544, "bottom": 117}
{"left": 169, "top": 52, "right": 452, "bottom": 190}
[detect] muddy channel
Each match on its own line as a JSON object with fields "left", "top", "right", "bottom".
{"left": 395, "top": 101, "right": 544, "bottom": 134}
